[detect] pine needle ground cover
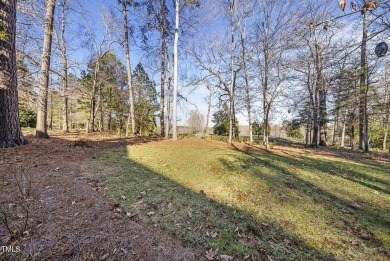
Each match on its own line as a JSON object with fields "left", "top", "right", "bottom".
{"left": 83, "top": 139, "right": 390, "bottom": 260}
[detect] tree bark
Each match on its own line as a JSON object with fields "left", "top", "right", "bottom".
{"left": 228, "top": 0, "right": 235, "bottom": 145}
{"left": 0, "top": 0, "right": 24, "bottom": 148}
{"left": 159, "top": 0, "right": 167, "bottom": 137}
{"left": 359, "top": 12, "right": 367, "bottom": 150}
{"left": 122, "top": 0, "right": 135, "bottom": 136}
{"left": 263, "top": 42, "right": 269, "bottom": 149}
{"left": 240, "top": 26, "right": 252, "bottom": 144}
{"left": 204, "top": 86, "right": 212, "bottom": 136}
{"left": 108, "top": 86, "right": 112, "bottom": 132}
{"left": 49, "top": 91, "right": 53, "bottom": 130}
{"left": 87, "top": 57, "right": 102, "bottom": 133}
{"left": 305, "top": 118, "right": 310, "bottom": 147}
{"left": 312, "top": 90, "right": 319, "bottom": 147}
{"left": 341, "top": 110, "right": 347, "bottom": 147}
{"left": 172, "top": 0, "right": 179, "bottom": 141}
{"left": 36, "top": 0, "right": 56, "bottom": 138}
{"left": 165, "top": 52, "right": 172, "bottom": 139}
{"left": 383, "top": 118, "right": 389, "bottom": 151}
{"left": 351, "top": 123, "right": 355, "bottom": 150}
{"left": 60, "top": 0, "right": 69, "bottom": 133}
{"left": 364, "top": 68, "right": 369, "bottom": 153}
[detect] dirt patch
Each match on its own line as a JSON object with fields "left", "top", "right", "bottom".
{"left": 0, "top": 132, "right": 202, "bottom": 260}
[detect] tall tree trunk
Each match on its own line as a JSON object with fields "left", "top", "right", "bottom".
{"left": 264, "top": 105, "right": 271, "bottom": 150}
{"left": 204, "top": 86, "right": 212, "bottom": 136}
{"left": 305, "top": 118, "right": 310, "bottom": 147}
{"left": 99, "top": 86, "right": 104, "bottom": 132}
{"left": 314, "top": 41, "right": 327, "bottom": 146}
{"left": 232, "top": 92, "right": 238, "bottom": 138}
{"left": 49, "top": 91, "right": 53, "bottom": 130}
{"left": 228, "top": 0, "right": 235, "bottom": 145}
{"left": 165, "top": 53, "right": 172, "bottom": 139}
{"left": 122, "top": 0, "right": 135, "bottom": 136}
{"left": 312, "top": 91, "right": 319, "bottom": 147}
{"left": 333, "top": 119, "right": 337, "bottom": 145}
{"left": 383, "top": 118, "right": 389, "bottom": 151}
{"left": 159, "top": 0, "right": 167, "bottom": 137}
{"left": 383, "top": 77, "right": 389, "bottom": 151}
{"left": 60, "top": 0, "right": 69, "bottom": 133}
{"left": 351, "top": 122, "right": 355, "bottom": 150}
{"left": 383, "top": 90, "right": 390, "bottom": 151}
{"left": 36, "top": 0, "right": 56, "bottom": 138}
{"left": 263, "top": 41, "right": 269, "bottom": 149}
{"left": 359, "top": 12, "right": 367, "bottom": 150}
{"left": 172, "top": 0, "right": 179, "bottom": 141}
{"left": 88, "top": 59, "right": 101, "bottom": 133}
{"left": 364, "top": 62, "right": 370, "bottom": 152}
{"left": 341, "top": 111, "right": 347, "bottom": 147}
{"left": 108, "top": 86, "right": 112, "bottom": 132}
{"left": 0, "top": 0, "right": 24, "bottom": 148}
{"left": 240, "top": 27, "right": 252, "bottom": 143}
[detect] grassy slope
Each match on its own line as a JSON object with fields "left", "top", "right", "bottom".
{"left": 83, "top": 139, "right": 390, "bottom": 260}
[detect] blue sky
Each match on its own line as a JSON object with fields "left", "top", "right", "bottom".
{"left": 67, "top": 0, "right": 210, "bottom": 126}
{"left": 54, "top": 0, "right": 390, "bottom": 130}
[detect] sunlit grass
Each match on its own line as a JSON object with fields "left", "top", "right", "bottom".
{"left": 83, "top": 139, "right": 390, "bottom": 260}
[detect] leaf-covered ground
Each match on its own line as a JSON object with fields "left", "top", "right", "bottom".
{"left": 84, "top": 138, "right": 390, "bottom": 260}
{"left": 0, "top": 132, "right": 202, "bottom": 260}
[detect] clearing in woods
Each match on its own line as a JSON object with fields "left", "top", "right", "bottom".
{"left": 1, "top": 132, "right": 389, "bottom": 260}
{"left": 84, "top": 137, "right": 390, "bottom": 260}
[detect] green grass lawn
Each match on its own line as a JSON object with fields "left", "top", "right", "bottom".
{"left": 82, "top": 139, "right": 390, "bottom": 260}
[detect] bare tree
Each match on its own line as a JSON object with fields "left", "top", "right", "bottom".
{"left": 53, "top": 0, "right": 69, "bottom": 133}
{"left": 171, "top": 0, "right": 200, "bottom": 141}
{"left": 36, "top": 0, "right": 56, "bottom": 138}
{"left": 187, "top": 110, "right": 204, "bottom": 134}
{"left": 172, "top": 0, "right": 180, "bottom": 141}
{"left": 238, "top": 20, "right": 253, "bottom": 143}
{"left": 85, "top": 8, "right": 118, "bottom": 132}
{"left": 165, "top": 51, "right": 173, "bottom": 139}
{"left": 254, "top": 0, "right": 296, "bottom": 149}
{"left": 121, "top": 0, "right": 136, "bottom": 136}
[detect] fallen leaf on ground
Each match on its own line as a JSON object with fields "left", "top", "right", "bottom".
{"left": 206, "top": 231, "right": 219, "bottom": 238}
{"left": 205, "top": 249, "right": 218, "bottom": 260}
{"left": 350, "top": 202, "right": 362, "bottom": 209}
{"left": 341, "top": 208, "right": 352, "bottom": 214}
{"left": 220, "top": 254, "right": 234, "bottom": 260}
{"left": 126, "top": 212, "right": 138, "bottom": 218}
{"left": 206, "top": 220, "right": 214, "bottom": 229}
{"left": 351, "top": 240, "right": 359, "bottom": 246}
{"left": 360, "top": 233, "right": 371, "bottom": 240}
{"left": 247, "top": 239, "right": 257, "bottom": 248}
{"left": 167, "top": 202, "right": 173, "bottom": 209}
{"left": 147, "top": 211, "right": 155, "bottom": 216}
{"left": 99, "top": 253, "right": 109, "bottom": 260}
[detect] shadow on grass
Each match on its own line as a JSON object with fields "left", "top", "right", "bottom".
{"left": 87, "top": 146, "right": 335, "bottom": 260}
{"left": 297, "top": 156, "right": 390, "bottom": 194}
{"left": 224, "top": 147, "right": 390, "bottom": 257}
